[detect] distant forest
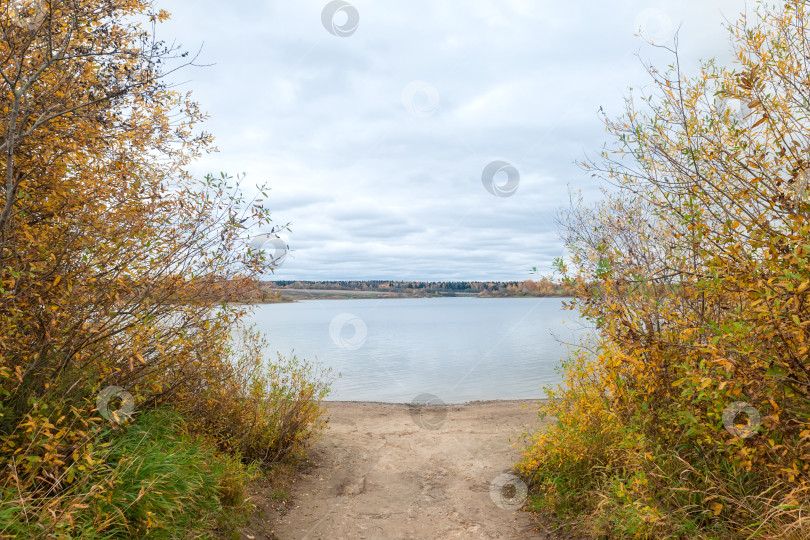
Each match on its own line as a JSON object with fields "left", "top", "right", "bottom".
{"left": 259, "top": 278, "right": 573, "bottom": 299}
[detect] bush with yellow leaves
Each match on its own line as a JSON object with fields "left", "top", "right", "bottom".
{"left": 519, "top": 2, "right": 810, "bottom": 537}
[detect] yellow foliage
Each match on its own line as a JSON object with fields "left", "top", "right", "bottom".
{"left": 0, "top": 1, "right": 329, "bottom": 534}
{"left": 520, "top": 1, "right": 810, "bottom": 537}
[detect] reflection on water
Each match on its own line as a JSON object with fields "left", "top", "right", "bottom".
{"left": 244, "top": 297, "right": 588, "bottom": 403}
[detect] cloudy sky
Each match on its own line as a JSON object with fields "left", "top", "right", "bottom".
{"left": 159, "top": 0, "right": 746, "bottom": 281}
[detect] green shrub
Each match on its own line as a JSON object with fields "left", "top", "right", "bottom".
{"left": 0, "top": 408, "right": 256, "bottom": 539}
{"left": 173, "top": 327, "right": 332, "bottom": 466}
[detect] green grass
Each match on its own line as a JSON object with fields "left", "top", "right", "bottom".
{"left": 268, "top": 488, "right": 290, "bottom": 502}
{"left": 1, "top": 408, "right": 256, "bottom": 539}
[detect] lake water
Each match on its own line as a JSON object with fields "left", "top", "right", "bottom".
{"left": 244, "top": 297, "right": 586, "bottom": 404}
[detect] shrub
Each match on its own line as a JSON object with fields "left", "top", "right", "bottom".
{"left": 519, "top": 2, "right": 810, "bottom": 537}
{"left": 173, "top": 326, "right": 332, "bottom": 465}
{"left": 0, "top": 408, "right": 256, "bottom": 538}
{"left": 0, "top": 1, "right": 329, "bottom": 535}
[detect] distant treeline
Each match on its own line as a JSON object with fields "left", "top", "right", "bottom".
{"left": 262, "top": 278, "right": 573, "bottom": 297}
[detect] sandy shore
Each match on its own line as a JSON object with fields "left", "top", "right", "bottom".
{"left": 249, "top": 400, "right": 565, "bottom": 540}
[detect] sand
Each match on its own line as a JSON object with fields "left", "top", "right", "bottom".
{"left": 245, "top": 399, "right": 568, "bottom": 540}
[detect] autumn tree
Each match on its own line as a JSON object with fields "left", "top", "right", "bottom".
{"left": 0, "top": 1, "right": 326, "bottom": 534}
{"left": 520, "top": 1, "right": 810, "bottom": 537}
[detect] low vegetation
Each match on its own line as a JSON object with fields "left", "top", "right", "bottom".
{"left": 1, "top": 409, "right": 257, "bottom": 538}
{"left": 519, "top": 1, "right": 810, "bottom": 537}
{"left": 0, "top": 1, "right": 329, "bottom": 537}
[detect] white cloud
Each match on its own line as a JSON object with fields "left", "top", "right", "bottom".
{"left": 158, "top": 0, "right": 747, "bottom": 280}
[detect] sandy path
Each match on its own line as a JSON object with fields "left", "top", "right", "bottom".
{"left": 264, "top": 400, "right": 557, "bottom": 539}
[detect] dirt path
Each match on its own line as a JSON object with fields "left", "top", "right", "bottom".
{"left": 258, "top": 400, "right": 558, "bottom": 539}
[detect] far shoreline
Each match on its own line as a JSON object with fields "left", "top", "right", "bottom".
{"left": 244, "top": 294, "right": 574, "bottom": 303}
{"left": 320, "top": 398, "right": 550, "bottom": 407}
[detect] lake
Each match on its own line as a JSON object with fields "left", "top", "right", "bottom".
{"left": 244, "top": 297, "right": 586, "bottom": 404}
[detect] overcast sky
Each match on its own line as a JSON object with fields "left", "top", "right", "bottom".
{"left": 158, "top": 0, "right": 746, "bottom": 281}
